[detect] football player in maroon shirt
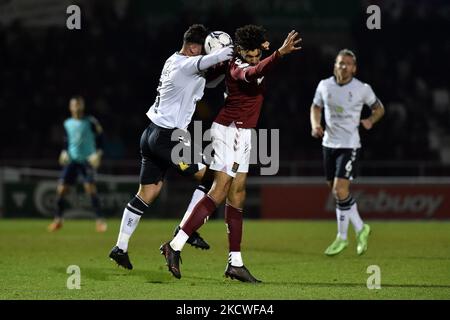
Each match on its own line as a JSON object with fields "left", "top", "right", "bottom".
{"left": 163, "top": 25, "right": 301, "bottom": 282}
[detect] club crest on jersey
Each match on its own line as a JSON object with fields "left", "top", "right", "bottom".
{"left": 257, "top": 76, "right": 264, "bottom": 85}
{"left": 231, "top": 162, "right": 239, "bottom": 173}
{"left": 348, "top": 91, "right": 353, "bottom": 102}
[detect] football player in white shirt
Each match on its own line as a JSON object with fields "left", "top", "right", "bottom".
{"left": 109, "top": 24, "right": 234, "bottom": 270}
{"left": 310, "top": 49, "right": 385, "bottom": 256}
{"left": 162, "top": 26, "right": 302, "bottom": 282}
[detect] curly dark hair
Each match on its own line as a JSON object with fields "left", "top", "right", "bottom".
{"left": 183, "top": 24, "right": 208, "bottom": 45}
{"left": 235, "top": 25, "right": 267, "bottom": 50}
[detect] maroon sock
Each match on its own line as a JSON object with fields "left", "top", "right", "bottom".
{"left": 225, "top": 204, "right": 243, "bottom": 252}
{"left": 182, "top": 195, "right": 217, "bottom": 236}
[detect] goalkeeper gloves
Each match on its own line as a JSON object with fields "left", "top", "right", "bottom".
{"left": 59, "top": 150, "right": 70, "bottom": 166}
{"left": 88, "top": 150, "right": 103, "bottom": 169}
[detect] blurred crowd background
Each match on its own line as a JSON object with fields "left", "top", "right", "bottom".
{"left": 1, "top": 0, "right": 449, "bottom": 176}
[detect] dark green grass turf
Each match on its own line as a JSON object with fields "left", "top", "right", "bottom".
{"left": 0, "top": 219, "right": 449, "bottom": 299}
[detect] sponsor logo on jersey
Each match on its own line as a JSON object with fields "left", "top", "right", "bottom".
{"left": 178, "top": 161, "right": 190, "bottom": 171}
{"left": 336, "top": 106, "right": 344, "bottom": 113}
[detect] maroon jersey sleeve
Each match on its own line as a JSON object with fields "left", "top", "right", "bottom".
{"left": 205, "top": 62, "right": 228, "bottom": 82}
{"left": 230, "top": 50, "right": 281, "bottom": 82}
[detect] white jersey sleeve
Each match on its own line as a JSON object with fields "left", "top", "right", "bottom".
{"left": 312, "top": 80, "right": 324, "bottom": 107}
{"left": 178, "top": 55, "right": 203, "bottom": 75}
{"left": 363, "top": 83, "right": 378, "bottom": 107}
{"left": 179, "top": 46, "right": 233, "bottom": 75}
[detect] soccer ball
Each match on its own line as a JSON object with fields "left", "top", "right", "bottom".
{"left": 204, "top": 31, "right": 233, "bottom": 54}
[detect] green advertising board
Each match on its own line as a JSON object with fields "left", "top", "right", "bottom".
{"left": 3, "top": 181, "right": 161, "bottom": 218}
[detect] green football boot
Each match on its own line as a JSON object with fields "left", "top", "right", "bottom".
{"left": 324, "top": 235, "right": 348, "bottom": 256}
{"left": 356, "top": 224, "right": 371, "bottom": 255}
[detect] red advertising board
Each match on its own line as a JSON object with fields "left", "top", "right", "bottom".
{"left": 261, "top": 184, "right": 450, "bottom": 219}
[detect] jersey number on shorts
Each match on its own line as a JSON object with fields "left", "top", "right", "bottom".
{"left": 345, "top": 160, "right": 353, "bottom": 177}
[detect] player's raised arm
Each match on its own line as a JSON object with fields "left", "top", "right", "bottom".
{"left": 232, "top": 51, "right": 278, "bottom": 82}
{"left": 198, "top": 46, "right": 234, "bottom": 71}
{"left": 181, "top": 46, "right": 234, "bottom": 75}
{"left": 231, "top": 30, "right": 302, "bottom": 82}
{"left": 277, "top": 30, "right": 302, "bottom": 56}
{"left": 310, "top": 103, "right": 324, "bottom": 138}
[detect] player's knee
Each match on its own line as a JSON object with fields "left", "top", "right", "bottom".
{"left": 208, "top": 184, "right": 229, "bottom": 204}
{"left": 84, "top": 184, "right": 96, "bottom": 195}
{"left": 57, "top": 184, "right": 69, "bottom": 196}
{"left": 137, "top": 183, "right": 162, "bottom": 203}
{"left": 208, "top": 189, "right": 227, "bottom": 204}
{"left": 208, "top": 173, "right": 233, "bottom": 204}
{"left": 137, "top": 190, "right": 158, "bottom": 204}
{"left": 227, "top": 189, "right": 246, "bottom": 208}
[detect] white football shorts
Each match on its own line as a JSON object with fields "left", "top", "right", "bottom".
{"left": 209, "top": 122, "right": 252, "bottom": 177}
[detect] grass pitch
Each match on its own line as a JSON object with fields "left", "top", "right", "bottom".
{"left": 0, "top": 219, "right": 449, "bottom": 300}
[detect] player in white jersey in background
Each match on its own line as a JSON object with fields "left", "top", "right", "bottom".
{"left": 310, "top": 49, "right": 385, "bottom": 256}
{"left": 109, "top": 24, "right": 234, "bottom": 269}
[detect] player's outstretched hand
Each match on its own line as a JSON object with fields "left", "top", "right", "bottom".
{"left": 311, "top": 126, "right": 324, "bottom": 138}
{"left": 88, "top": 150, "right": 103, "bottom": 169}
{"left": 58, "top": 150, "right": 70, "bottom": 166}
{"left": 216, "top": 46, "right": 234, "bottom": 60}
{"left": 278, "top": 30, "right": 302, "bottom": 56}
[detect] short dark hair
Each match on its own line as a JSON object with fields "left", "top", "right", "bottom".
{"left": 337, "top": 49, "right": 357, "bottom": 64}
{"left": 183, "top": 24, "right": 208, "bottom": 45}
{"left": 70, "top": 94, "right": 84, "bottom": 102}
{"left": 235, "top": 25, "right": 267, "bottom": 50}
{"left": 70, "top": 95, "right": 84, "bottom": 104}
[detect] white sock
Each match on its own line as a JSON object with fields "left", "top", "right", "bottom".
{"left": 349, "top": 202, "right": 364, "bottom": 233}
{"left": 180, "top": 187, "right": 206, "bottom": 228}
{"left": 170, "top": 229, "right": 189, "bottom": 251}
{"left": 228, "top": 251, "right": 244, "bottom": 267}
{"left": 336, "top": 208, "right": 350, "bottom": 240}
{"left": 116, "top": 208, "right": 141, "bottom": 252}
